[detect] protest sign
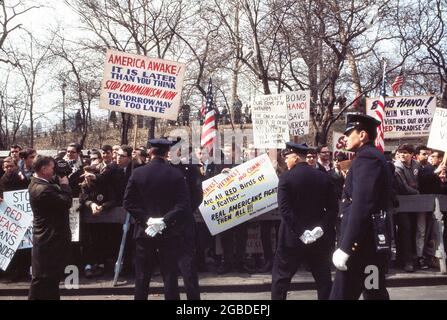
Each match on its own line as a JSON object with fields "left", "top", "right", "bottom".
{"left": 427, "top": 107, "right": 447, "bottom": 153}
{"left": 100, "top": 49, "right": 186, "bottom": 120}
{"left": 332, "top": 132, "right": 355, "bottom": 160}
{"left": 4, "top": 190, "right": 33, "bottom": 249}
{"left": 286, "top": 91, "right": 310, "bottom": 136}
{"left": 252, "top": 94, "right": 288, "bottom": 149}
{"left": 366, "top": 95, "right": 436, "bottom": 139}
{"left": 69, "top": 198, "right": 80, "bottom": 242}
{"left": 199, "top": 154, "right": 279, "bottom": 235}
{"left": 0, "top": 201, "right": 32, "bottom": 270}
{"left": 4, "top": 190, "right": 81, "bottom": 246}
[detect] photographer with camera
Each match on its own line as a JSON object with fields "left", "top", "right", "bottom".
{"left": 28, "top": 156, "right": 72, "bottom": 300}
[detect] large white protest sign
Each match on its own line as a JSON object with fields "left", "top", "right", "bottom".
{"left": 366, "top": 95, "right": 436, "bottom": 139}
{"left": 427, "top": 108, "right": 447, "bottom": 152}
{"left": 286, "top": 91, "right": 310, "bottom": 136}
{"left": 332, "top": 132, "right": 355, "bottom": 160}
{"left": 100, "top": 49, "right": 186, "bottom": 120}
{"left": 4, "top": 190, "right": 33, "bottom": 249}
{"left": 199, "top": 154, "right": 279, "bottom": 235}
{"left": 4, "top": 190, "right": 81, "bottom": 246}
{"left": 252, "top": 94, "right": 288, "bottom": 149}
{"left": 0, "top": 201, "right": 32, "bottom": 270}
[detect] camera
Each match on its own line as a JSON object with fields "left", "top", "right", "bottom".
{"left": 54, "top": 159, "right": 72, "bottom": 178}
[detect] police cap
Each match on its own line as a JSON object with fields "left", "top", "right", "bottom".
{"left": 344, "top": 114, "right": 381, "bottom": 135}
{"left": 282, "top": 142, "right": 309, "bottom": 156}
{"left": 148, "top": 137, "right": 179, "bottom": 149}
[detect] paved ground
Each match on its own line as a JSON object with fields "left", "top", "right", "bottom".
{"left": 1, "top": 267, "right": 447, "bottom": 300}
{"left": 1, "top": 286, "right": 447, "bottom": 300}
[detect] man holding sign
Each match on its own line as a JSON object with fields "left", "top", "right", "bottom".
{"left": 28, "top": 156, "right": 72, "bottom": 300}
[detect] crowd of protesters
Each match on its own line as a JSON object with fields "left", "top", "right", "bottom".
{"left": 0, "top": 140, "right": 446, "bottom": 282}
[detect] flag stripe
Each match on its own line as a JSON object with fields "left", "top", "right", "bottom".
{"left": 200, "top": 78, "right": 217, "bottom": 150}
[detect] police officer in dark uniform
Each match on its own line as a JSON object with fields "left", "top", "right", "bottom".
{"left": 169, "top": 138, "right": 203, "bottom": 300}
{"left": 272, "top": 142, "right": 337, "bottom": 300}
{"left": 123, "top": 138, "right": 190, "bottom": 300}
{"left": 330, "top": 114, "right": 391, "bottom": 300}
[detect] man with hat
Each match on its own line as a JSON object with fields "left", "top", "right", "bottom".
{"left": 330, "top": 114, "right": 392, "bottom": 300}
{"left": 168, "top": 137, "right": 202, "bottom": 300}
{"left": 272, "top": 142, "right": 337, "bottom": 300}
{"left": 123, "top": 138, "right": 190, "bottom": 300}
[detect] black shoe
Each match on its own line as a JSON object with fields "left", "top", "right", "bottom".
{"left": 85, "top": 268, "right": 94, "bottom": 279}
{"left": 417, "top": 257, "right": 429, "bottom": 270}
{"left": 217, "top": 265, "right": 232, "bottom": 275}
{"left": 404, "top": 262, "right": 414, "bottom": 273}
{"left": 235, "top": 264, "right": 255, "bottom": 274}
{"left": 93, "top": 265, "right": 105, "bottom": 277}
{"left": 258, "top": 260, "right": 273, "bottom": 273}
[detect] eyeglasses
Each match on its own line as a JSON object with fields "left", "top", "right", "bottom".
{"left": 306, "top": 155, "right": 316, "bottom": 159}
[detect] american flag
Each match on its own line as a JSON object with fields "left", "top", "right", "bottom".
{"left": 391, "top": 74, "right": 404, "bottom": 96}
{"left": 373, "top": 79, "right": 386, "bottom": 153}
{"left": 200, "top": 78, "right": 217, "bottom": 150}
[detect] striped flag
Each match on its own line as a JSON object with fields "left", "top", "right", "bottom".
{"left": 391, "top": 74, "right": 404, "bottom": 96}
{"left": 201, "top": 78, "right": 217, "bottom": 150}
{"left": 373, "top": 79, "right": 386, "bottom": 153}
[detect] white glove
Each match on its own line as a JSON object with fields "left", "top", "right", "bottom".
{"left": 145, "top": 217, "right": 166, "bottom": 237}
{"left": 310, "top": 226, "right": 324, "bottom": 240}
{"left": 145, "top": 225, "right": 159, "bottom": 237}
{"left": 299, "top": 230, "right": 316, "bottom": 244}
{"left": 332, "top": 248, "right": 350, "bottom": 271}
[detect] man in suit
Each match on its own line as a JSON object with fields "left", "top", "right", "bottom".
{"left": 272, "top": 142, "right": 337, "bottom": 300}
{"left": 330, "top": 114, "right": 392, "bottom": 300}
{"left": 123, "top": 138, "right": 190, "bottom": 300}
{"left": 28, "top": 156, "right": 72, "bottom": 300}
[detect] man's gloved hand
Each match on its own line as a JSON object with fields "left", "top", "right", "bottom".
{"left": 310, "top": 226, "right": 324, "bottom": 240}
{"left": 145, "top": 225, "right": 159, "bottom": 237}
{"left": 332, "top": 248, "right": 350, "bottom": 271}
{"left": 145, "top": 217, "right": 166, "bottom": 237}
{"left": 299, "top": 230, "right": 316, "bottom": 244}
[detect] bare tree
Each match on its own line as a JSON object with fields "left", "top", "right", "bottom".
{"left": 10, "top": 32, "right": 52, "bottom": 147}
{"left": 0, "top": 0, "right": 40, "bottom": 65}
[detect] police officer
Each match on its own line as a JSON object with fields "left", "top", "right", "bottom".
{"left": 123, "top": 138, "right": 190, "bottom": 300}
{"left": 330, "top": 114, "right": 391, "bottom": 300}
{"left": 272, "top": 142, "right": 337, "bottom": 300}
{"left": 169, "top": 138, "right": 203, "bottom": 300}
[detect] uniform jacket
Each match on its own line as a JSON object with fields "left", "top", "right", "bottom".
{"left": 172, "top": 162, "right": 203, "bottom": 239}
{"left": 123, "top": 157, "right": 190, "bottom": 239}
{"left": 28, "top": 177, "right": 72, "bottom": 278}
{"left": 339, "top": 142, "right": 391, "bottom": 255}
{"left": 277, "top": 162, "right": 338, "bottom": 248}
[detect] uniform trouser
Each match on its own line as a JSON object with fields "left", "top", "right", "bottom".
{"left": 260, "top": 220, "right": 280, "bottom": 262}
{"left": 134, "top": 237, "right": 181, "bottom": 300}
{"left": 178, "top": 221, "right": 200, "bottom": 300}
{"left": 271, "top": 242, "right": 332, "bottom": 300}
{"left": 330, "top": 248, "right": 389, "bottom": 300}
{"left": 28, "top": 276, "right": 60, "bottom": 300}
{"left": 396, "top": 213, "right": 416, "bottom": 265}
{"left": 221, "top": 224, "right": 248, "bottom": 268}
